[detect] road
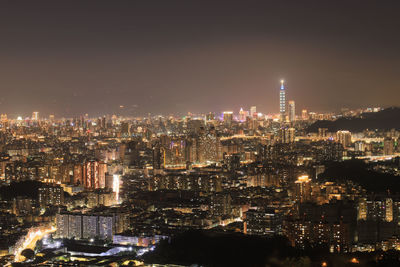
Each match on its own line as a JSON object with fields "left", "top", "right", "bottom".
{"left": 13, "top": 225, "right": 56, "bottom": 262}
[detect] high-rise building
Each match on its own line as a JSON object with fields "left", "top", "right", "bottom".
{"left": 294, "top": 175, "right": 311, "bottom": 203}
{"left": 206, "top": 112, "right": 215, "bottom": 121}
{"left": 384, "top": 137, "right": 395, "bottom": 155}
{"left": 354, "top": 141, "right": 366, "bottom": 152}
{"left": 250, "top": 106, "right": 257, "bottom": 117}
{"left": 1, "top": 114, "right": 8, "bottom": 123}
{"left": 56, "top": 212, "right": 127, "bottom": 241}
{"left": 309, "top": 112, "right": 317, "bottom": 120}
{"left": 56, "top": 213, "right": 69, "bottom": 238}
{"left": 49, "top": 114, "right": 55, "bottom": 122}
{"left": 152, "top": 143, "right": 164, "bottom": 169}
{"left": 318, "top": 128, "right": 328, "bottom": 138}
{"left": 187, "top": 119, "right": 204, "bottom": 133}
{"left": 245, "top": 207, "right": 282, "bottom": 236}
{"left": 75, "top": 160, "right": 107, "bottom": 189}
{"left": 288, "top": 100, "right": 295, "bottom": 122}
{"left": 357, "top": 198, "right": 367, "bottom": 221}
{"left": 223, "top": 111, "right": 233, "bottom": 125}
{"left": 1, "top": 114, "right": 8, "bottom": 129}
{"left": 120, "top": 122, "right": 130, "bottom": 137}
{"left": 38, "top": 185, "right": 64, "bottom": 208}
{"left": 385, "top": 198, "right": 393, "bottom": 222}
{"left": 336, "top": 130, "right": 352, "bottom": 148}
{"left": 279, "top": 127, "right": 295, "bottom": 143}
{"left": 32, "top": 111, "right": 39, "bottom": 121}
{"left": 68, "top": 214, "right": 83, "bottom": 239}
{"left": 279, "top": 80, "right": 287, "bottom": 122}
{"left": 197, "top": 133, "right": 216, "bottom": 163}
{"left": 301, "top": 109, "right": 308, "bottom": 120}
{"left": 82, "top": 215, "right": 98, "bottom": 239}
{"left": 238, "top": 108, "right": 247, "bottom": 122}
{"left": 12, "top": 197, "right": 32, "bottom": 216}
{"left": 98, "top": 215, "right": 114, "bottom": 240}
{"left": 210, "top": 193, "right": 232, "bottom": 217}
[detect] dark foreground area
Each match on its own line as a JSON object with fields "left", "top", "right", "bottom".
{"left": 320, "top": 159, "right": 400, "bottom": 193}
{"left": 142, "top": 230, "right": 400, "bottom": 267}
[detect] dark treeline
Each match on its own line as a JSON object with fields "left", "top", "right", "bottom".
{"left": 320, "top": 159, "right": 400, "bottom": 194}
{"left": 142, "top": 230, "right": 400, "bottom": 266}
{"left": 308, "top": 107, "right": 400, "bottom": 132}
{"left": 0, "top": 180, "right": 44, "bottom": 200}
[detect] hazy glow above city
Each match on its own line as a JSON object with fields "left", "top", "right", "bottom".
{"left": 0, "top": 1, "right": 399, "bottom": 117}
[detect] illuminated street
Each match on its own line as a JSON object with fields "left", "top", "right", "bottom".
{"left": 14, "top": 226, "right": 56, "bottom": 262}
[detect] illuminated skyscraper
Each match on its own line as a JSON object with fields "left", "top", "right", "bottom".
{"left": 80, "top": 160, "right": 107, "bottom": 189}
{"left": 206, "top": 112, "right": 215, "bottom": 121}
{"left": 385, "top": 198, "right": 393, "bottom": 222}
{"left": 250, "top": 106, "right": 257, "bottom": 117}
{"left": 279, "top": 127, "right": 295, "bottom": 143}
{"left": 82, "top": 215, "right": 98, "bottom": 239}
{"left": 336, "top": 130, "right": 352, "bottom": 148}
{"left": 223, "top": 111, "right": 233, "bottom": 125}
{"left": 68, "top": 214, "right": 82, "bottom": 239}
{"left": 318, "top": 128, "right": 328, "bottom": 138}
{"left": 238, "top": 108, "right": 246, "bottom": 122}
{"left": 288, "top": 100, "right": 295, "bottom": 122}
{"left": 279, "top": 80, "right": 286, "bottom": 122}
{"left": 198, "top": 129, "right": 219, "bottom": 163}
{"left": 38, "top": 185, "right": 64, "bottom": 208}
{"left": 357, "top": 198, "right": 367, "bottom": 220}
{"left": 98, "top": 215, "right": 113, "bottom": 240}
{"left": 294, "top": 175, "right": 311, "bottom": 203}
{"left": 301, "top": 109, "right": 308, "bottom": 120}
{"left": 120, "top": 122, "right": 130, "bottom": 136}
{"left": 1, "top": 114, "right": 8, "bottom": 129}
{"left": 1, "top": 114, "right": 7, "bottom": 122}
{"left": 56, "top": 212, "right": 123, "bottom": 241}
{"left": 32, "top": 111, "right": 39, "bottom": 121}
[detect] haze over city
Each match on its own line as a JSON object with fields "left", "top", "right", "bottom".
{"left": 1, "top": 1, "right": 400, "bottom": 117}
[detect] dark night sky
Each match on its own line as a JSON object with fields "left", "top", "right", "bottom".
{"left": 0, "top": 1, "right": 399, "bottom": 117}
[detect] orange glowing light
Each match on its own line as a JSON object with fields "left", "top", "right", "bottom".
{"left": 350, "top": 258, "right": 359, "bottom": 264}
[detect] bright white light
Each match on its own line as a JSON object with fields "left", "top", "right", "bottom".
{"left": 17, "top": 116, "right": 22, "bottom": 121}
{"left": 113, "top": 174, "right": 120, "bottom": 203}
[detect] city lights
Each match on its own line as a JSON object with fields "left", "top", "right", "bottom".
{"left": 14, "top": 226, "right": 56, "bottom": 262}
{"left": 0, "top": 1, "right": 398, "bottom": 266}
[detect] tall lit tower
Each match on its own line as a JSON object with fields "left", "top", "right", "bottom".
{"left": 250, "top": 106, "right": 257, "bottom": 117}
{"left": 279, "top": 80, "right": 287, "bottom": 122}
{"left": 288, "top": 100, "right": 295, "bottom": 122}
{"left": 32, "top": 111, "right": 39, "bottom": 121}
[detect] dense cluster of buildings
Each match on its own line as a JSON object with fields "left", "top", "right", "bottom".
{"left": 0, "top": 82, "right": 399, "bottom": 264}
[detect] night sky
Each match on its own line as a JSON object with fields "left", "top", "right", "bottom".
{"left": 0, "top": 1, "right": 399, "bottom": 117}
